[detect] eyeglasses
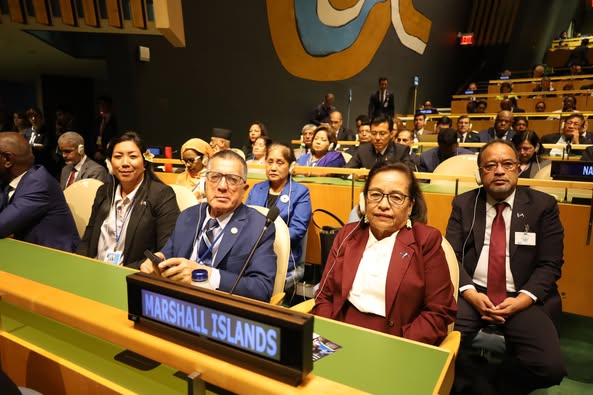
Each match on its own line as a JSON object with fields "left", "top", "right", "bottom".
{"left": 205, "top": 171, "right": 245, "bottom": 186}
{"left": 367, "top": 190, "right": 409, "bottom": 206}
{"left": 480, "top": 161, "right": 518, "bottom": 172}
{"left": 565, "top": 121, "right": 583, "bottom": 127}
{"left": 370, "top": 131, "right": 391, "bottom": 138}
{"left": 182, "top": 156, "right": 202, "bottom": 164}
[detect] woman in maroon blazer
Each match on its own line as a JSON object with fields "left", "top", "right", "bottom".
{"left": 313, "top": 162, "right": 456, "bottom": 345}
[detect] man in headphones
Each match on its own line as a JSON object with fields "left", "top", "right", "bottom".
{"left": 446, "top": 140, "right": 565, "bottom": 394}
{"left": 58, "top": 131, "right": 108, "bottom": 190}
{"left": 0, "top": 132, "right": 79, "bottom": 251}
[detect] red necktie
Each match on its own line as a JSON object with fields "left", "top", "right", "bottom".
{"left": 67, "top": 168, "right": 77, "bottom": 187}
{"left": 488, "top": 202, "right": 507, "bottom": 305}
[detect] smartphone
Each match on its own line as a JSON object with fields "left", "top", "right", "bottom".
{"left": 144, "top": 250, "right": 164, "bottom": 274}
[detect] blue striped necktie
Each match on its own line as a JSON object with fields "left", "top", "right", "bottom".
{"left": 197, "top": 218, "right": 219, "bottom": 265}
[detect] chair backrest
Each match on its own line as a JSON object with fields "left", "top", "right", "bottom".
{"left": 441, "top": 237, "right": 459, "bottom": 334}
{"left": 248, "top": 205, "right": 290, "bottom": 303}
{"left": 341, "top": 151, "right": 352, "bottom": 163}
{"left": 63, "top": 178, "right": 104, "bottom": 237}
{"left": 432, "top": 154, "right": 479, "bottom": 190}
{"left": 168, "top": 184, "right": 200, "bottom": 211}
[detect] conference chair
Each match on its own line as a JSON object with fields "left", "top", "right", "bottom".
{"left": 431, "top": 154, "right": 479, "bottom": 191}
{"left": 249, "top": 205, "right": 289, "bottom": 305}
{"left": 284, "top": 229, "right": 307, "bottom": 305}
{"left": 340, "top": 151, "right": 352, "bottom": 163}
{"left": 168, "top": 184, "right": 200, "bottom": 211}
{"left": 63, "top": 179, "right": 104, "bottom": 237}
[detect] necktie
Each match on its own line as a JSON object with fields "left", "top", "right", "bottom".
{"left": 66, "top": 168, "right": 77, "bottom": 187}
{"left": 1, "top": 186, "right": 11, "bottom": 209}
{"left": 197, "top": 218, "right": 220, "bottom": 265}
{"left": 488, "top": 203, "right": 507, "bottom": 305}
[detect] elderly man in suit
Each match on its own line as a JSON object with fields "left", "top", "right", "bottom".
{"left": 446, "top": 140, "right": 565, "bottom": 394}
{"left": 140, "top": 150, "right": 277, "bottom": 302}
{"left": 478, "top": 111, "right": 516, "bottom": 143}
{"left": 368, "top": 77, "right": 395, "bottom": 119}
{"left": 58, "top": 131, "right": 108, "bottom": 189}
{"left": 0, "top": 132, "right": 79, "bottom": 251}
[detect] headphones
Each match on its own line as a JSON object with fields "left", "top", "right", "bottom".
{"left": 358, "top": 191, "right": 366, "bottom": 215}
{"left": 105, "top": 158, "right": 114, "bottom": 175}
{"left": 201, "top": 156, "right": 209, "bottom": 166}
{"left": 328, "top": 142, "right": 335, "bottom": 151}
{"left": 289, "top": 161, "right": 296, "bottom": 175}
{"left": 473, "top": 167, "right": 482, "bottom": 186}
{"left": 77, "top": 144, "right": 84, "bottom": 155}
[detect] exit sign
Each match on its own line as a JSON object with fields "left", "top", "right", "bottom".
{"left": 460, "top": 33, "right": 474, "bottom": 46}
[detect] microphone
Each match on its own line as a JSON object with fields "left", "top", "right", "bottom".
{"left": 348, "top": 88, "right": 352, "bottom": 103}
{"left": 229, "top": 206, "right": 280, "bottom": 295}
{"left": 565, "top": 142, "right": 572, "bottom": 159}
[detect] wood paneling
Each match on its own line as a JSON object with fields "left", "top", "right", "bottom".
{"left": 81, "top": 0, "right": 99, "bottom": 27}
{"left": 58, "top": 0, "right": 77, "bottom": 26}
{"left": 105, "top": 0, "right": 123, "bottom": 28}
{"left": 130, "top": 0, "right": 146, "bottom": 29}
{"left": 8, "top": 0, "right": 26, "bottom": 23}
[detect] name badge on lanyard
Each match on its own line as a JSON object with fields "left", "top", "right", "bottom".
{"left": 105, "top": 251, "right": 123, "bottom": 265}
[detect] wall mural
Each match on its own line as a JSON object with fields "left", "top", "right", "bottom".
{"left": 267, "top": 0, "right": 432, "bottom": 81}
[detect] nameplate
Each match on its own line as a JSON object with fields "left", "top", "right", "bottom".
{"left": 551, "top": 160, "right": 593, "bottom": 182}
{"left": 127, "top": 273, "right": 313, "bottom": 385}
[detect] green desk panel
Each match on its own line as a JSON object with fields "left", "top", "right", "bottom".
{"left": 313, "top": 318, "right": 448, "bottom": 395}
{"left": 1, "top": 302, "right": 185, "bottom": 395}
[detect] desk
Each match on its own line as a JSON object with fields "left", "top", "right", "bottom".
{"left": 0, "top": 240, "right": 453, "bottom": 395}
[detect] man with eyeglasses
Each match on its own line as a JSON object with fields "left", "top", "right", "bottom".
{"left": 58, "top": 132, "right": 107, "bottom": 190}
{"left": 446, "top": 140, "right": 565, "bottom": 394}
{"left": 541, "top": 113, "right": 591, "bottom": 157}
{"left": 141, "top": 150, "right": 277, "bottom": 302}
{"left": 345, "top": 114, "right": 412, "bottom": 171}
{"left": 478, "top": 110, "right": 516, "bottom": 143}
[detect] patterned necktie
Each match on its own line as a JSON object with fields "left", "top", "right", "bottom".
{"left": 488, "top": 202, "right": 508, "bottom": 305}
{"left": 66, "top": 168, "right": 77, "bottom": 187}
{"left": 197, "top": 218, "right": 219, "bottom": 265}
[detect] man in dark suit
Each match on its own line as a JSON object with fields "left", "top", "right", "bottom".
{"left": 86, "top": 96, "right": 118, "bottom": 163}
{"left": 345, "top": 114, "right": 412, "bottom": 170}
{"left": 418, "top": 128, "right": 474, "bottom": 173}
{"left": 310, "top": 93, "right": 335, "bottom": 126}
{"left": 478, "top": 110, "right": 516, "bottom": 143}
{"left": 456, "top": 115, "right": 480, "bottom": 143}
{"left": 0, "top": 132, "right": 79, "bottom": 252}
{"left": 446, "top": 140, "right": 565, "bottom": 394}
{"left": 140, "top": 150, "right": 277, "bottom": 302}
{"left": 368, "top": 77, "right": 395, "bottom": 119}
{"left": 22, "top": 107, "right": 57, "bottom": 175}
{"left": 329, "top": 110, "right": 355, "bottom": 145}
{"left": 541, "top": 113, "right": 587, "bottom": 157}
{"left": 58, "top": 131, "right": 108, "bottom": 189}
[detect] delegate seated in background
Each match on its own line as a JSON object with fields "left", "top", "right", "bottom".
{"left": 294, "top": 123, "right": 316, "bottom": 160}
{"left": 246, "top": 136, "right": 272, "bottom": 168}
{"left": 77, "top": 131, "right": 180, "bottom": 268}
{"left": 296, "top": 125, "right": 345, "bottom": 169}
{"left": 541, "top": 113, "right": 587, "bottom": 157}
{"left": 313, "top": 162, "right": 457, "bottom": 346}
{"left": 0, "top": 132, "right": 79, "bottom": 252}
{"left": 176, "top": 138, "right": 214, "bottom": 199}
{"left": 246, "top": 143, "right": 312, "bottom": 273}
{"left": 446, "top": 140, "right": 565, "bottom": 395}
{"left": 140, "top": 150, "right": 277, "bottom": 302}
{"left": 418, "top": 128, "right": 474, "bottom": 173}
{"left": 58, "top": 131, "right": 108, "bottom": 190}
{"left": 512, "top": 131, "right": 550, "bottom": 178}
{"left": 241, "top": 121, "right": 268, "bottom": 160}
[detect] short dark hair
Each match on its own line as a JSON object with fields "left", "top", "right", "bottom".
{"left": 363, "top": 161, "right": 427, "bottom": 224}
{"left": 436, "top": 116, "right": 452, "bottom": 126}
{"left": 513, "top": 116, "right": 528, "bottom": 127}
{"left": 355, "top": 114, "right": 370, "bottom": 125}
{"left": 437, "top": 128, "right": 458, "bottom": 147}
{"left": 370, "top": 114, "right": 394, "bottom": 132}
{"left": 378, "top": 77, "right": 388, "bottom": 84}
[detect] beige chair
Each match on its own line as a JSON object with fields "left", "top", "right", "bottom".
{"left": 249, "top": 205, "right": 289, "bottom": 305}
{"left": 168, "top": 184, "right": 200, "bottom": 211}
{"left": 341, "top": 151, "right": 352, "bottom": 163}
{"left": 432, "top": 154, "right": 479, "bottom": 191}
{"left": 63, "top": 178, "right": 104, "bottom": 237}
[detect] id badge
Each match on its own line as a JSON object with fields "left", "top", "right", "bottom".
{"left": 515, "top": 232, "right": 536, "bottom": 246}
{"left": 105, "top": 251, "right": 123, "bottom": 265}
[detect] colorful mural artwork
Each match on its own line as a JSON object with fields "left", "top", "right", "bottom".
{"left": 267, "top": 0, "right": 432, "bottom": 81}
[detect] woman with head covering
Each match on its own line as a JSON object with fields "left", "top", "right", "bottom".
{"left": 176, "top": 138, "right": 214, "bottom": 198}
{"left": 313, "top": 161, "right": 456, "bottom": 345}
{"left": 76, "top": 131, "right": 180, "bottom": 268}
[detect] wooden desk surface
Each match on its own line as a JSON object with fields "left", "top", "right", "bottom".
{"left": 0, "top": 240, "right": 452, "bottom": 395}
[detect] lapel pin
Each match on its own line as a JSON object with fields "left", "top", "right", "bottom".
{"left": 400, "top": 252, "right": 409, "bottom": 259}
{"left": 280, "top": 194, "right": 289, "bottom": 203}
{"left": 516, "top": 212, "right": 524, "bottom": 218}
{"left": 231, "top": 227, "right": 238, "bottom": 234}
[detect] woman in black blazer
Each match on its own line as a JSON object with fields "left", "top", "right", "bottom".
{"left": 76, "top": 131, "right": 180, "bottom": 268}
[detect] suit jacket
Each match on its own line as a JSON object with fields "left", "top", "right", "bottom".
{"left": 60, "top": 157, "right": 108, "bottom": 190}
{"left": 246, "top": 178, "right": 312, "bottom": 270}
{"left": 313, "top": 222, "right": 457, "bottom": 345}
{"left": 445, "top": 186, "right": 563, "bottom": 316}
{"left": 582, "top": 146, "right": 593, "bottom": 161}
{"left": 418, "top": 148, "right": 475, "bottom": 173}
{"left": 336, "top": 127, "right": 356, "bottom": 142}
{"left": 311, "top": 103, "right": 334, "bottom": 126}
{"left": 458, "top": 131, "right": 480, "bottom": 143}
{"left": 368, "top": 90, "right": 395, "bottom": 119}
{"left": 160, "top": 203, "right": 277, "bottom": 302}
{"left": 0, "top": 165, "right": 79, "bottom": 252}
{"left": 478, "top": 127, "right": 516, "bottom": 143}
{"left": 345, "top": 141, "right": 413, "bottom": 171}
{"left": 85, "top": 114, "right": 118, "bottom": 159}
{"left": 541, "top": 132, "right": 588, "bottom": 156}
{"left": 76, "top": 175, "right": 180, "bottom": 269}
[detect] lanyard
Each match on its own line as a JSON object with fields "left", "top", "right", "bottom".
{"left": 114, "top": 200, "right": 135, "bottom": 247}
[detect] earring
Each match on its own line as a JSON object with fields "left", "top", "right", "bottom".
{"left": 363, "top": 214, "right": 369, "bottom": 224}
{"left": 406, "top": 218, "right": 412, "bottom": 229}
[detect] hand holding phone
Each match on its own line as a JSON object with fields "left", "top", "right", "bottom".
{"left": 144, "top": 250, "right": 164, "bottom": 275}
